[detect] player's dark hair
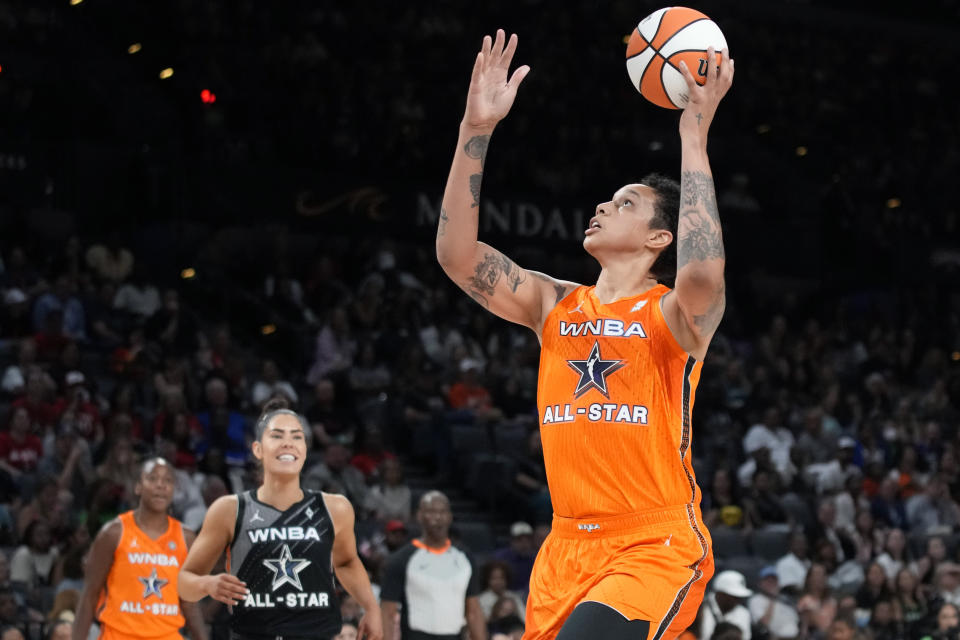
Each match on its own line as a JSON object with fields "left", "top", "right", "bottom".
{"left": 254, "top": 396, "right": 307, "bottom": 440}
{"left": 641, "top": 172, "right": 679, "bottom": 286}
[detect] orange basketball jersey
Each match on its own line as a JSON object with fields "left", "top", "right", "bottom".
{"left": 97, "top": 511, "right": 187, "bottom": 639}
{"left": 538, "top": 284, "right": 703, "bottom": 518}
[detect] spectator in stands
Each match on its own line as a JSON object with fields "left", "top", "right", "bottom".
{"left": 477, "top": 561, "right": 525, "bottom": 623}
{"left": 307, "top": 306, "right": 356, "bottom": 385}
{"left": 811, "top": 499, "right": 856, "bottom": 564}
{"left": 334, "top": 620, "right": 359, "bottom": 640}
{"left": 923, "top": 602, "right": 960, "bottom": 640}
{"left": 708, "top": 622, "right": 743, "bottom": 640}
{"left": 10, "top": 520, "right": 58, "bottom": 589}
{"left": 856, "top": 562, "right": 893, "bottom": 620}
{"left": 871, "top": 475, "right": 909, "bottom": 530}
{"left": 32, "top": 275, "right": 85, "bottom": 341}
{"left": 153, "top": 355, "right": 192, "bottom": 403}
{"left": 0, "top": 582, "right": 43, "bottom": 628}
{"left": 112, "top": 266, "right": 160, "bottom": 318}
{"left": 868, "top": 599, "right": 901, "bottom": 640}
{"left": 876, "top": 528, "right": 910, "bottom": 583}
{"left": 851, "top": 509, "right": 883, "bottom": 565}
{"left": 303, "top": 443, "right": 368, "bottom": 507}
{"left": 351, "top": 429, "right": 396, "bottom": 480}
{"left": 741, "top": 407, "right": 795, "bottom": 486}
{"left": 934, "top": 563, "right": 960, "bottom": 607}
{"left": 250, "top": 359, "right": 298, "bottom": 410}
{"left": 794, "top": 406, "right": 838, "bottom": 465}
{"left": 51, "top": 371, "right": 102, "bottom": 446}
{"left": 797, "top": 563, "right": 838, "bottom": 635}
{"left": 509, "top": 430, "right": 550, "bottom": 526}
{"left": 492, "top": 522, "right": 536, "bottom": 594}
{"left": 45, "top": 620, "right": 72, "bottom": 640}
{"left": 195, "top": 376, "right": 248, "bottom": 468}
{"left": 85, "top": 236, "right": 133, "bottom": 283}
{"left": 912, "top": 535, "right": 948, "bottom": 588}
{"left": 487, "top": 596, "right": 524, "bottom": 638}
{"left": 348, "top": 343, "right": 391, "bottom": 412}
{"left": 704, "top": 467, "right": 748, "bottom": 529}
{"left": 0, "top": 288, "right": 32, "bottom": 339}
{"left": 0, "top": 338, "right": 38, "bottom": 396}
{"left": 0, "top": 405, "right": 43, "bottom": 483}
{"left": 36, "top": 422, "right": 92, "bottom": 506}
{"left": 145, "top": 289, "right": 199, "bottom": 355}
{"left": 383, "top": 520, "right": 409, "bottom": 553}
{"left": 94, "top": 436, "right": 138, "bottom": 513}
{"left": 305, "top": 378, "right": 357, "bottom": 448}
{"left": 893, "top": 566, "right": 928, "bottom": 636}
{"left": 907, "top": 474, "right": 960, "bottom": 534}
{"left": 447, "top": 358, "right": 501, "bottom": 424}
{"left": 825, "top": 617, "right": 857, "bottom": 640}
{"left": 700, "top": 570, "right": 753, "bottom": 640}
{"left": 748, "top": 566, "right": 799, "bottom": 640}
{"left": 364, "top": 457, "right": 411, "bottom": 523}
{"left": 744, "top": 469, "right": 788, "bottom": 528}
{"left": 85, "top": 281, "right": 125, "bottom": 350}
{"left": 13, "top": 372, "right": 58, "bottom": 430}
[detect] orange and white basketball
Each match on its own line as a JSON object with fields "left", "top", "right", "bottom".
{"left": 625, "top": 7, "right": 727, "bottom": 109}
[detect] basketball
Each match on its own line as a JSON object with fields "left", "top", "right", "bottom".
{"left": 625, "top": 7, "right": 727, "bottom": 109}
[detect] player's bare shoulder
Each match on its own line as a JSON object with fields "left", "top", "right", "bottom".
{"left": 530, "top": 271, "right": 581, "bottom": 332}
{"left": 321, "top": 492, "right": 354, "bottom": 532}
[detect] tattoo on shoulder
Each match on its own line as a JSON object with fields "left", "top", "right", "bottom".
{"left": 469, "top": 174, "right": 482, "bottom": 208}
{"left": 438, "top": 207, "right": 450, "bottom": 237}
{"left": 532, "top": 273, "right": 570, "bottom": 306}
{"left": 464, "top": 135, "right": 490, "bottom": 168}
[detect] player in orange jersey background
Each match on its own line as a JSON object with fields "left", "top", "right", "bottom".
{"left": 435, "top": 29, "right": 734, "bottom": 640}
{"left": 72, "top": 458, "right": 207, "bottom": 640}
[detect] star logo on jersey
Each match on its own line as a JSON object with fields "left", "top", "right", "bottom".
{"left": 138, "top": 568, "right": 168, "bottom": 600}
{"left": 263, "top": 544, "right": 312, "bottom": 592}
{"left": 630, "top": 300, "right": 648, "bottom": 312}
{"left": 567, "top": 341, "right": 625, "bottom": 399}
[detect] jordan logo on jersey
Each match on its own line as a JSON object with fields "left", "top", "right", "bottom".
{"left": 567, "top": 341, "right": 625, "bottom": 399}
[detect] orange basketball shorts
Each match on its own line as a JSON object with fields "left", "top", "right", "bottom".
{"left": 523, "top": 505, "right": 714, "bottom": 640}
{"left": 100, "top": 624, "right": 183, "bottom": 640}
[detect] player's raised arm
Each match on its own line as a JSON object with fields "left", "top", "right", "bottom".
{"left": 437, "top": 29, "right": 577, "bottom": 334}
{"left": 666, "top": 47, "right": 734, "bottom": 359}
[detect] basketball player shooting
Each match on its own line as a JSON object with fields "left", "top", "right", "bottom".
{"left": 435, "top": 30, "right": 733, "bottom": 640}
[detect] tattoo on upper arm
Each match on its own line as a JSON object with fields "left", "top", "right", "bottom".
{"left": 465, "top": 252, "right": 527, "bottom": 306}
{"left": 438, "top": 207, "right": 449, "bottom": 237}
{"left": 678, "top": 170, "right": 724, "bottom": 268}
{"left": 692, "top": 283, "right": 726, "bottom": 334}
{"left": 464, "top": 135, "right": 490, "bottom": 168}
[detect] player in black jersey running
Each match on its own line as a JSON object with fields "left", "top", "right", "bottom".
{"left": 178, "top": 405, "right": 383, "bottom": 640}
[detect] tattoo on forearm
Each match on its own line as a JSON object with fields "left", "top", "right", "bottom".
{"left": 464, "top": 135, "right": 490, "bottom": 168}
{"left": 678, "top": 170, "right": 724, "bottom": 268}
{"left": 469, "top": 174, "right": 482, "bottom": 208}
{"left": 467, "top": 252, "right": 526, "bottom": 300}
{"left": 438, "top": 207, "right": 450, "bottom": 237}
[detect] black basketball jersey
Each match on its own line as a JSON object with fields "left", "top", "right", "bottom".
{"left": 228, "top": 489, "right": 341, "bottom": 639}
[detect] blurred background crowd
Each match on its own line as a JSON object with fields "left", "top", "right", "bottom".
{"left": 0, "top": 0, "right": 958, "bottom": 639}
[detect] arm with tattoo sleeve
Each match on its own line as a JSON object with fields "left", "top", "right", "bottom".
{"left": 436, "top": 30, "right": 577, "bottom": 334}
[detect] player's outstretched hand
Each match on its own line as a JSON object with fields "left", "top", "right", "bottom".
{"left": 463, "top": 29, "right": 531, "bottom": 130}
{"left": 357, "top": 606, "right": 384, "bottom": 640}
{"left": 677, "top": 47, "right": 734, "bottom": 139}
{"left": 204, "top": 573, "right": 248, "bottom": 605}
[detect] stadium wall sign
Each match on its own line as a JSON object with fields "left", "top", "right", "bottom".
{"left": 415, "top": 192, "right": 588, "bottom": 242}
